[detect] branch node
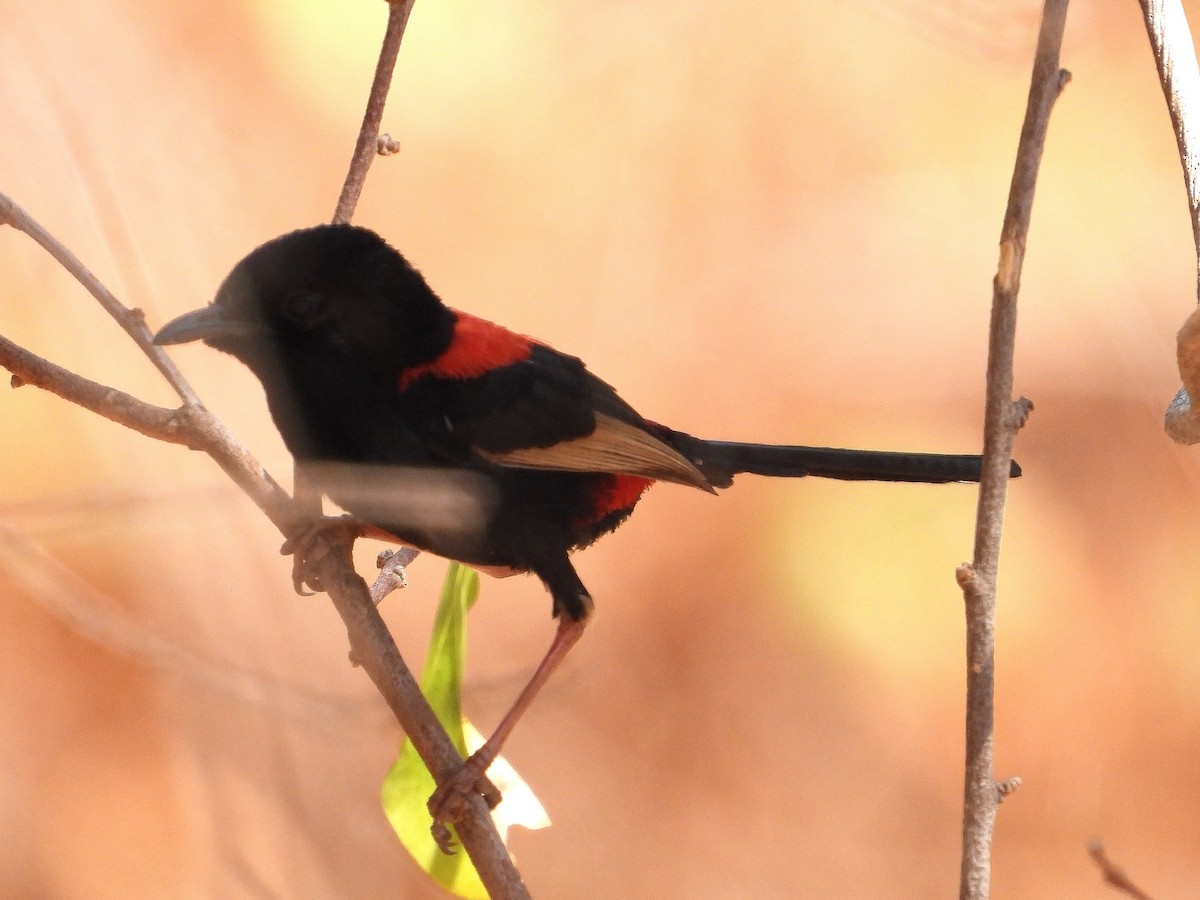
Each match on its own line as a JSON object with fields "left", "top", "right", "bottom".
{"left": 377, "top": 133, "right": 401, "bottom": 156}
{"left": 10, "top": 373, "right": 24, "bottom": 388}
{"left": 955, "top": 562, "right": 979, "bottom": 592}
{"left": 995, "top": 776, "right": 1022, "bottom": 802}
{"left": 1009, "top": 396, "right": 1034, "bottom": 429}
{"left": 371, "top": 546, "right": 419, "bottom": 605}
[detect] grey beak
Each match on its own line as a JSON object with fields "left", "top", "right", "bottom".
{"left": 154, "top": 305, "right": 247, "bottom": 346}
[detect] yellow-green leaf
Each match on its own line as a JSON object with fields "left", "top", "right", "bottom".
{"left": 382, "top": 563, "right": 486, "bottom": 898}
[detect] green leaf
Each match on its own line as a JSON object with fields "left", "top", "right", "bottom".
{"left": 381, "top": 563, "right": 486, "bottom": 899}
{"left": 382, "top": 563, "right": 551, "bottom": 895}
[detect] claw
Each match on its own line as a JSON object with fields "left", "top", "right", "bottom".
{"left": 427, "top": 754, "right": 503, "bottom": 854}
{"left": 280, "top": 514, "right": 364, "bottom": 594}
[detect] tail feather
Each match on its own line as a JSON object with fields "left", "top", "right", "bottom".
{"left": 670, "top": 434, "right": 1019, "bottom": 488}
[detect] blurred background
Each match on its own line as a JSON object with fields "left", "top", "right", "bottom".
{"left": 1, "top": 0, "right": 1197, "bottom": 896}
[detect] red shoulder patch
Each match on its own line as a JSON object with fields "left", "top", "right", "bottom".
{"left": 398, "top": 310, "right": 536, "bottom": 390}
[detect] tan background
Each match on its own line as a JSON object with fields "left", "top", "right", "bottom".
{"left": 2, "top": 0, "right": 1198, "bottom": 896}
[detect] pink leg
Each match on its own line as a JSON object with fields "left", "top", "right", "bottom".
{"left": 428, "top": 614, "right": 588, "bottom": 849}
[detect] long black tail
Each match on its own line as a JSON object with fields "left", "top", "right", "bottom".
{"left": 671, "top": 434, "right": 1019, "bottom": 488}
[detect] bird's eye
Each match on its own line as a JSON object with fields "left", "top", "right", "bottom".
{"left": 281, "top": 291, "right": 326, "bottom": 327}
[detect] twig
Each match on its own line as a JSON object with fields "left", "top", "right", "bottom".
{"left": 0, "top": 192, "right": 202, "bottom": 408}
{"left": 957, "top": 2, "right": 1069, "bottom": 898}
{"left": 1088, "top": 842, "right": 1157, "bottom": 900}
{"left": 1137, "top": 0, "right": 1200, "bottom": 443}
{"left": 371, "top": 547, "right": 421, "bottom": 605}
{"left": 332, "top": 0, "right": 417, "bottom": 224}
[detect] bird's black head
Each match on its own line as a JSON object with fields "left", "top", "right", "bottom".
{"left": 154, "top": 224, "right": 453, "bottom": 379}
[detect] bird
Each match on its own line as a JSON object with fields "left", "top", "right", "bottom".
{"left": 154, "top": 223, "right": 1019, "bottom": 819}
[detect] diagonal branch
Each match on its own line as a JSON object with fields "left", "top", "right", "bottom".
{"left": 956, "top": 2, "right": 1069, "bottom": 898}
{"left": 0, "top": 192, "right": 202, "bottom": 408}
{"left": 332, "top": 0, "right": 417, "bottom": 225}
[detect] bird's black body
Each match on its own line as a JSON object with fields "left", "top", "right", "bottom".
{"left": 154, "top": 224, "right": 1020, "bottom": 814}
{"left": 155, "top": 224, "right": 1015, "bottom": 621}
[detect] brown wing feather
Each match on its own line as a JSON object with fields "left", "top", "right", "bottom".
{"left": 479, "top": 413, "right": 716, "bottom": 493}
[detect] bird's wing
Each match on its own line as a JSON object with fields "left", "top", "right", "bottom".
{"left": 397, "top": 339, "right": 712, "bottom": 491}
{"left": 480, "top": 410, "right": 712, "bottom": 491}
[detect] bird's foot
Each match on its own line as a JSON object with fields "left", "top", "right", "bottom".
{"left": 427, "top": 750, "right": 502, "bottom": 854}
{"left": 280, "top": 513, "right": 365, "bottom": 594}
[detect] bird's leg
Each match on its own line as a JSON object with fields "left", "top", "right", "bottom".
{"left": 428, "top": 612, "right": 588, "bottom": 852}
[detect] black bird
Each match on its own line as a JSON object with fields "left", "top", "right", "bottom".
{"left": 155, "top": 224, "right": 1018, "bottom": 815}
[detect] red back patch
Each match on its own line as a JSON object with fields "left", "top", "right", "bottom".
{"left": 398, "top": 310, "right": 535, "bottom": 390}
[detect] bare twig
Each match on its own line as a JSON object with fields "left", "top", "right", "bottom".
{"left": 372, "top": 547, "right": 421, "bottom": 605}
{"left": 1137, "top": 1, "right": 1200, "bottom": 442}
{"left": 1088, "top": 842, "right": 1157, "bottom": 900}
{"left": 958, "top": 2, "right": 1069, "bottom": 898}
{"left": 0, "top": 192, "right": 202, "bottom": 408}
{"left": 332, "top": 0, "right": 417, "bottom": 224}
{"left": 307, "top": 537, "right": 528, "bottom": 899}
{"left": 1139, "top": 0, "right": 1200, "bottom": 276}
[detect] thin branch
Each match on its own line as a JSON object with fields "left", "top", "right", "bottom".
{"left": 958, "top": 2, "right": 1069, "bottom": 898}
{"left": 307, "top": 535, "right": 528, "bottom": 899}
{"left": 1088, "top": 842, "right": 1157, "bottom": 900}
{"left": 1139, "top": 0, "right": 1200, "bottom": 277}
{"left": 0, "top": 333, "right": 189, "bottom": 445}
{"left": 371, "top": 547, "right": 421, "bottom": 605}
{"left": 0, "top": 192, "right": 202, "bottom": 408}
{"left": 332, "top": 0, "right": 417, "bottom": 224}
{"left": 1137, "top": 0, "right": 1200, "bottom": 443}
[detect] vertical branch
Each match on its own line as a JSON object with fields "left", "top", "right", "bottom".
{"left": 956, "top": 2, "right": 1069, "bottom": 898}
{"left": 322, "top": 1, "right": 531, "bottom": 892}
{"left": 332, "top": 0, "right": 417, "bottom": 225}
{"left": 1137, "top": 0, "right": 1200, "bottom": 443}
